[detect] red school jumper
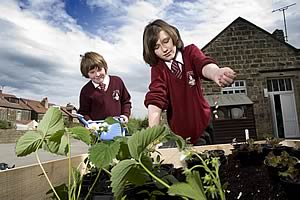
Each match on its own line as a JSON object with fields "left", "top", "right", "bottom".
{"left": 144, "top": 44, "right": 217, "bottom": 144}
{"left": 78, "top": 75, "right": 131, "bottom": 120}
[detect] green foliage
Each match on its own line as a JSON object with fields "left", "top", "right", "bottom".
{"left": 16, "top": 107, "right": 68, "bottom": 157}
{"left": 236, "top": 138, "right": 263, "bottom": 153}
{"left": 127, "top": 125, "right": 168, "bottom": 160}
{"left": 265, "top": 151, "right": 299, "bottom": 181}
{"left": 111, "top": 159, "right": 137, "bottom": 199}
{"left": 169, "top": 171, "right": 206, "bottom": 199}
{"left": 265, "top": 151, "right": 297, "bottom": 168}
{"left": 126, "top": 117, "right": 148, "bottom": 134}
{"left": 15, "top": 107, "right": 226, "bottom": 200}
{"left": 45, "top": 130, "right": 68, "bottom": 155}
{"left": 104, "top": 116, "right": 119, "bottom": 125}
{"left": 15, "top": 130, "right": 43, "bottom": 156}
{"left": 69, "top": 126, "right": 92, "bottom": 145}
{"left": 46, "top": 184, "right": 68, "bottom": 200}
{"left": 265, "top": 137, "right": 284, "bottom": 148}
{"left": 37, "top": 107, "right": 65, "bottom": 137}
{"left": 184, "top": 151, "right": 226, "bottom": 200}
{"left": 115, "top": 137, "right": 131, "bottom": 160}
{"left": 109, "top": 125, "right": 226, "bottom": 200}
{"left": 15, "top": 107, "right": 94, "bottom": 200}
{"left": 89, "top": 141, "right": 120, "bottom": 168}
{"left": 279, "top": 165, "right": 299, "bottom": 180}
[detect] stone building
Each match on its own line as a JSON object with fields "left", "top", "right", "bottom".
{"left": 0, "top": 89, "right": 78, "bottom": 128}
{"left": 202, "top": 17, "right": 300, "bottom": 139}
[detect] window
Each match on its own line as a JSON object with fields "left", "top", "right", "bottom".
{"left": 222, "top": 80, "right": 247, "bottom": 95}
{"left": 4, "top": 97, "right": 19, "bottom": 104}
{"left": 16, "top": 110, "right": 22, "bottom": 121}
{"left": 267, "top": 78, "right": 293, "bottom": 92}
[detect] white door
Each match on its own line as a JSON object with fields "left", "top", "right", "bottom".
{"left": 268, "top": 78, "right": 300, "bottom": 138}
{"left": 280, "top": 93, "right": 300, "bottom": 138}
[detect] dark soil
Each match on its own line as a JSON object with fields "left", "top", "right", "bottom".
{"left": 81, "top": 154, "right": 298, "bottom": 200}
{"left": 223, "top": 154, "right": 288, "bottom": 200}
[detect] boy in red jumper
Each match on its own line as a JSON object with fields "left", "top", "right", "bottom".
{"left": 78, "top": 52, "right": 131, "bottom": 123}
{"left": 143, "top": 19, "right": 236, "bottom": 145}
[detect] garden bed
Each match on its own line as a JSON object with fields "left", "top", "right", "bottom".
{"left": 1, "top": 140, "right": 299, "bottom": 200}
{"left": 224, "top": 154, "right": 287, "bottom": 200}
{"left": 157, "top": 140, "right": 300, "bottom": 200}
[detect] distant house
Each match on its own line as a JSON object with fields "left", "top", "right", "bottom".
{"left": 0, "top": 89, "right": 78, "bottom": 128}
{"left": 0, "top": 91, "right": 31, "bottom": 122}
{"left": 61, "top": 103, "right": 79, "bottom": 126}
{"left": 21, "top": 97, "right": 79, "bottom": 124}
{"left": 21, "top": 97, "right": 52, "bottom": 122}
{"left": 202, "top": 17, "right": 300, "bottom": 140}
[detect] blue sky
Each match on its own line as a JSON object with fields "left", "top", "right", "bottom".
{"left": 0, "top": 0, "right": 299, "bottom": 118}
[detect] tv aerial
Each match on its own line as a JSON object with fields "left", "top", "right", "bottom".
{"left": 272, "top": 3, "right": 296, "bottom": 42}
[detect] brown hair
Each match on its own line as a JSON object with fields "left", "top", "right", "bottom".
{"left": 143, "top": 19, "right": 184, "bottom": 66}
{"left": 80, "top": 52, "right": 108, "bottom": 78}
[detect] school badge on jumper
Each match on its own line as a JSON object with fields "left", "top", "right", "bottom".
{"left": 187, "top": 71, "right": 196, "bottom": 86}
{"left": 112, "top": 90, "right": 120, "bottom": 101}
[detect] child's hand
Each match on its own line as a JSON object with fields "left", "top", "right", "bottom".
{"left": 215, "top": 67, "right": 236, "bottom": 87}
{"left": 120, "top": 115, "right": 128, "bottom": 123}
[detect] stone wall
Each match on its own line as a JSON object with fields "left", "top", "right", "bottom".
{"left": 201, "top": 17, "right": 300, "bottom": 137}
{"left": 0, "top": 129, "right": 26, "bottom": 143}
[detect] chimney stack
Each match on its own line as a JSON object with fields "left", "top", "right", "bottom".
{"left": 41, "top": 97, "right": 49, "bottom": 109}
{"left": 272, "top": 29, "right": 285, "bottom": 42}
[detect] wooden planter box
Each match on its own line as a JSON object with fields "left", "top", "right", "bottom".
{"left": 0, "top": 140, "right": 299, "bottom": 200}
{"left": 0, "top": 154, "right": 87, "bottom": 200}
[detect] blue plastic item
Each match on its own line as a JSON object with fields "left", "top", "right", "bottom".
{"left": 76, "top": 113, "right": 125, "bottom": 141}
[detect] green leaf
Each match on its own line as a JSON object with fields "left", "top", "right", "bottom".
{"left": 49, "top": 129, "right": 65, "bottom": 141}
{"left": 43, "top": 130, "right": 67, "bottom": 155}
{"left": 57, "top": 134, "right": 69, "bottom": 155}
{"left": 69, "top": 126, "right": 91, "bottom": 145}
{"left": 70, "top": 167, "right": 82, "bottom": 191}
{"left": 111, "top": 159, "right": 136, "bottom": 200}
{"left": 43, "top": 140, "right": 59, "bottom": 154}
{"left": 46, "top": 183, "right": 68, "bottom": 200}
{"left": 16, "top": 131, "right": 43, "bottom": 156}
{"left": 168, "top": 171, "right": 207, "bottom": 200}
{"left": 187, "top": 171, "right": 206, "bottom": 196}
{"left": 127, "top": 165, "right": 150, "bottom": 185}
{"left": 89, "top": 141, "right": 120, "bottom": 168}
{"left": 128, "top": 126, "right": 168, "bottom": 160}
{"left": 37, "top": 107, "right": 64, "bottom": 137}
{"left": 163, "top": 133, "right": 186, "bottom": 150}
{"left": 116, "top": 141, "right": 131, "bottom": 161}
{"left": 105, "top": 116, "right": 119, "bottom": 125}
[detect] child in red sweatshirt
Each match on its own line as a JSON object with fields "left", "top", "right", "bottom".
{"left": 78, "top": 52, "right": 131, "bottom": 122}
{"left": 143, "top": 19, "right": 235, "bottom": 145}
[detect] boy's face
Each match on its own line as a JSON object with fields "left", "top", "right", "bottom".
{"left": 154, "top": 30, "right": 176, "bottom": 62}
{"left": 88, "top": 67, "right": 106, "bottom": 84}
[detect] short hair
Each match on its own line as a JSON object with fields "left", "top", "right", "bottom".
{"left": 143, "top": 19, "right": 184, "bottom": 66}
{"left": 80, "top": 52, "right": 108, "bottom": 78}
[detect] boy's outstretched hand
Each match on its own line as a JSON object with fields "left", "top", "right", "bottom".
{"left": 215, "top": 67, "right": 236, "bottom": 87}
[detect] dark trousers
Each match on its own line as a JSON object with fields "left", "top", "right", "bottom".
{"left": 194, "top": 121, "right": 214, "bottom": 146}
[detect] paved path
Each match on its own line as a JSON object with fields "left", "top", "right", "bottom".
{"left": 0, "top": 140, "right": 89, "bottom": 168}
